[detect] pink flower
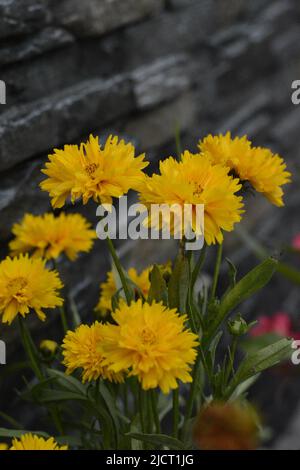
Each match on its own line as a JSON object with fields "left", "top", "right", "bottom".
{"left": 250, "top": 312, "right": 300, "bottom": 339}
{"left": 292, "top": 234, "right": 300, "bottom": 251}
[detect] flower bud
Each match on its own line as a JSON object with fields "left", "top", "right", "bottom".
{"left": 39, "top": 340, "right": 58, "bottom": 356}
{"left": 228, "top": 314, "right": 256, "bottom": 336}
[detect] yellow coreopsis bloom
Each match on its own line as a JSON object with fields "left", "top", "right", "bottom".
{"left": 102, "top": 299, "right": 199, "bottom": 393}
{"left": 138, "top": 152, "right": 244, "bottom": 245}
{"left": 40, "top": 134, "right": 148, "bottom": 208}
{"left": 0, "top": 254, "right": 63, "bottom": 325}
{"left": 0, "top": 443, "right": 8, "bottom": 450}
{"left": 95, "top": 266, "right": 152, "bottom": 316}
{"left": 199, "top": 132, "right": 291, "bottom": 207}
{"left": 9, "top": 212, "right": 96, "bottom": 261}
{"left": 62, "top": 322, "right": 124, "bottom": 383}
{"left": 10, "top": 434, "right": 67, "bottom": 450}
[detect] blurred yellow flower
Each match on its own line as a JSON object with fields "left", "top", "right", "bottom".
{"left": 95, "top": 266, "right": 152, "bottom": 316}
{"left": 193, "top": 401, "right": 260, "bottom": 450}
{"left": 40, "top": 134, "right": 148, "bottom": 208}
{"left": 62, "top": 322, "right": 124, "bottom": 383}
{"left": 40, "top": 339, "right": 58, "bottom": 354}
{"left": 199, "top": 132, "right": 291, "bottom": 207}
{"left": 9, "top": 212, "right": 96, "bottom": 261}
{"left": 0, "top": 254, "right": 63, "bottom": 325}
{"left": 138, "top": 152, "right": 243, "bottom": 245}
{"left": 102, "top": 299, "right": 199, "bottom": 393}
{"left": 0, "top": 443, "right": 8, "bottom": 450}
{"left": 10, "top": 433, "right": 67, "bottom": 450}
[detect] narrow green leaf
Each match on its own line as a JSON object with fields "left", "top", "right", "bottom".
{"left": 226, "top": 338, "right": 292, "bottom": 397}
{"left": 168, "top": 254, "right": 189, "bottom": 312}
{"left": 206, "top": 331, "right": 223, "bottom": 371}
{"left": 46, "top": 369, "right": 87, "bottom": 395}
{"left": 0, "top": 428, "right": 49, "bottom": 439}
{"left": 206, "top": 258, "right": 277, "bottom": 337}
{"left": 148, "top": 265, "right": 168, "bottom": 304}
{"left": 225, "top": 257, "right": 237, "bottom": 290}
{"left": 34, "top": 389, "right": 89, "bottom": 403}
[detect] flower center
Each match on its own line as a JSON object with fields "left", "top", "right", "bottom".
{"left": 85, "top": 163, "right": 99, "bottom": 178}
{"left": 7, "top": 277, "right": 28, "bottom": 299}
{"left": 190, "top": 181, "right": 203, "bottom": 197}
{"left": 140, "top": 328, "right": 157, "bottom": 346}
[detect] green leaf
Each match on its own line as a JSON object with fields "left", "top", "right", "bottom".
{"left": 128, "top": 416, "right": 143, "bottom": 451}
{"left": 241, "top": 333, "right": 283, "bottom": 355}
{"left": 206, "top": 331, "right": 223, "bottom": 371}
{"left": 168, "top": 254, "right": 189, "bottom": 312}
{"left": 46, "top": 369, "right": 87, "bottom": 395}
{"left": 228, "top": 374, "right": 260, "bottom": 401}
{"left": 0, "top": 411, "right": 23, "bottom": 429}
{"left": 225, "top": 258, "right": 237, "bottom": 290}
{"left": 206, "top": 258, "right": 277, "bottom": 337}
{"left": 33, "top": 389, "right": 89, "bottom": 403}
{"left": 125, "top": 432, "right": 186, "bottom": 450}
{"left": 148, "top": 265, "right": 168, "bottom": 304}
{"left": 0, "top": 428, "right": 49, "bottom": 439}
{"left": 98, "top": 382, "right": 121, "bottom": 440}
{"left": 226, "top": 338, "right": 292, "bottom": 397}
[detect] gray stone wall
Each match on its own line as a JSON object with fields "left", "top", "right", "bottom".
{"left": 1, "top": 0, "right": 300, "bottom": 442}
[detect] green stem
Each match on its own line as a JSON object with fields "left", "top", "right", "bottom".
{"left": 210, "top": 243, "right": 223, "bottom": 300}
{"left": 106, "top": 237, "right": 132, "bottom": 304}
{"left": 182, "top": 354, "right": 201, "bottom": 438}
{"left": 18, "top": 317, "right": 43, "bottom": 381}
{"left": 172, "top": 388, "right": 179, "bottom": 438}
{"left": 224, "top": 337, "right": 238, "bottom": 386}
{"left": 191, "top": 244, "right": 207, "bottom": 292}
{"left": 138, "top": 387, "right": 146, "bottom": 434}
{"left": 59, "top": 306, "right": 68, "bottom": 334}
{"left": 150, "top": 390, "right": 161, "bottom": 434}
{"left": 52, "top": 259, "right": 69, "bottom": 333}
{"left": 18, "top": 318, "right": 64, "bottom": 433}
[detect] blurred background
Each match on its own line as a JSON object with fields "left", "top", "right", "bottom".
{"left": 1, "top": 0, "right": 300, "bottom": 449}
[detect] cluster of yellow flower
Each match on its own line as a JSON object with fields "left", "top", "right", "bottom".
{"left": 0, "top": 131, "right": 291, "bottom": 450}
{"left": 63, "top": 300, "right": 198, "bottom": 393}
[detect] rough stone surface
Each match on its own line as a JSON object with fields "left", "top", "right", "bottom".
{"left": 0, "top": 27, "right": 75, "bottom": 67}
{"left": 0, "top": 0, "right": 51, "bottom": 39}
{"left": 52, "top": 0, "right": 163, "bottom": 37}
{"left": 0, "top": 76, "right": 133, "bottom": 171}
{"left": 131, "top": 55, "right": 192, "bottom": 110}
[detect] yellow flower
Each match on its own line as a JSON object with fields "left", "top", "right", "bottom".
{"left": 62, "top": 322, "right": 124, "bottom": 383}
{"left": 9, "top": 212, "right": 96, "bottom": 261}
{"left": 138, "top": 152, "right": 243, "bottom": 245}
{"left": 0, "top": 443, "right": 8, "bottom": 450}
{"left": 10, "top": 433, "right": 67, "bottom": 450}
{"left": 102, "top": 299, "right": 199, "bottom": 393}
{"left": 199, "top": 132, "right": 291, "bottom": 207}
{"left": 95, "top": 266, "right": 152, "bottom": 316}
{"left": 193, "top": 401, "right": 260, "bottom": 450}
{"left": 0, "top": 254, "right": 63, "bottom": 325}
{"left": 40, "top": 134, "right": 148, "bottom": 208}
{"left": 40, "top": 339, "right": 58, "bottom": 354}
